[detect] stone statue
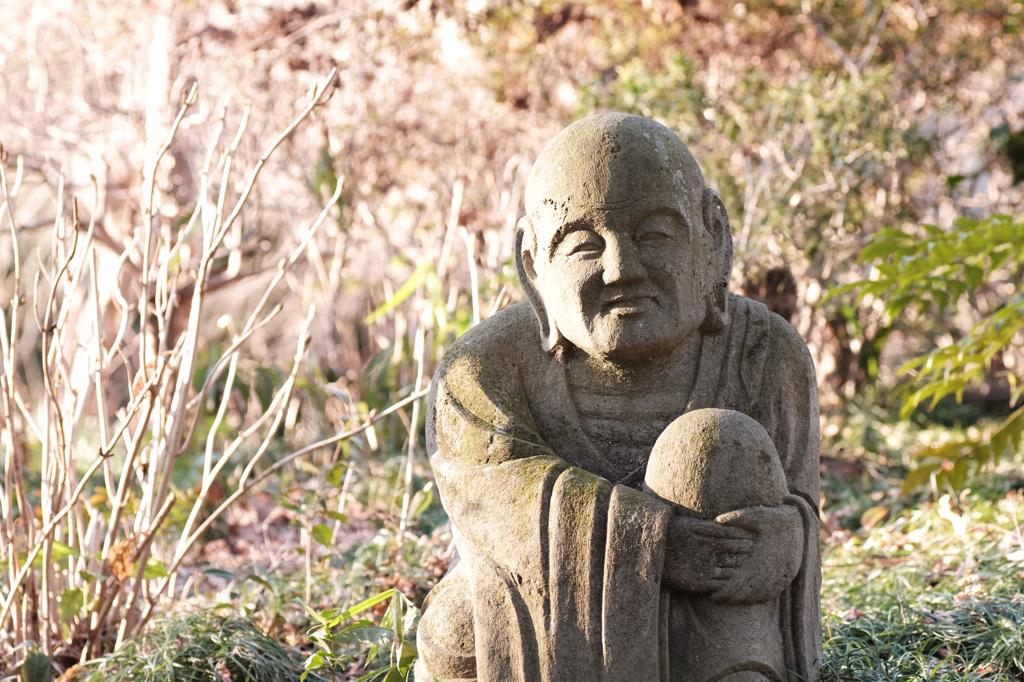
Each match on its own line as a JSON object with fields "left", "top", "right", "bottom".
{"left": 415, "top": 113, "right": 821, "bottom": 682}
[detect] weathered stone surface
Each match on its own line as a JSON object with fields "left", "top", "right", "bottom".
{"left": 416, "top": 113, "right": 821, "bottom": 682}
{"left": 644, "top": 409, "right": 788, "bottom": 517}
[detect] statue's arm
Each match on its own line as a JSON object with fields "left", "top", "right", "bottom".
{"left": 706, "top": 314, "right": 820, "bottom": 604}
{"left": 425, "top": 311, "right": 572, "bottom": 564}
{"left": 756, "top": 315, "right": 821, "bottom": 508}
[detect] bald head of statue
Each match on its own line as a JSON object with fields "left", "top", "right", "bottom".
{"left": 516, "top": 113, "right": 734, "bottom": 364}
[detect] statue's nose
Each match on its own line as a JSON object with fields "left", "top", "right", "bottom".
{"left": 602, "top": 237, "right": 646, "bottom": 286}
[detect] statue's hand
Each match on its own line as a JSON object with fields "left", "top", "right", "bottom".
{"left": 662, "top": 515, "right": 754, "bottom": 594}
{"left": 708, "top": 504, "right": 804, "bottom": 605}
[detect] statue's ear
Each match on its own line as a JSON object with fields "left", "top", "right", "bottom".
{"left": 702, "top": 187, "right": 734, "bottom": 286}
{"left": 701, "top": 188, "right": 733, "bottom": 333}
{"left": 516, "top": 216, "right": 561, "bottom": 352}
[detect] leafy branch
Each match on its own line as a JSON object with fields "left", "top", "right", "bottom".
{"left": 835, "top": 214, "right": 1024, "bottom": 494}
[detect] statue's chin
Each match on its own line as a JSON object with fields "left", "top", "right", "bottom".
{"left": 572, "top": 331, "right": 686, "bottom": 368}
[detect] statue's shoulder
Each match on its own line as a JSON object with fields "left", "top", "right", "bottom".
{"left": 725, "top": 294, "right": 816, "bottom": 410}
{"left": 434, "top": 301, "right": 545, "bottom": 396}
{"left": 428, "top": 302, "right": 548, "bottom": 445}
{"left": 442, "top": 301, "right": 542, "bottom": 367}
{"left": 729, "top": 293, "right": 813, "bottom": 370}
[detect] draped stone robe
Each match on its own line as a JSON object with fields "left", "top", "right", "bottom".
{"left": 424, "top": 294, "right": 821, "bottom": 682}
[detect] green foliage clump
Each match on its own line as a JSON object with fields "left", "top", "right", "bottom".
{"left": 839, "top": 214, "right": 1024, "bottom": 494}
{"left": 78, "top": 611, "right": 322, "bottom": 682}
{"left": 845, "top": 214, "right": 1024, "bottom": 412}
{"left": 299, "top": 590, "right": 417, "bottom": 682}
{"left": 824, "top": 595, "right": 1024, "bottom": 681}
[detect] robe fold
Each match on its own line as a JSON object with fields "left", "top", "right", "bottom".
{"left": 424, "top": 294, "right": 821, "bottom": 682}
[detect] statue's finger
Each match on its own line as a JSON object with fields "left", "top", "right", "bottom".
{"left": 712, "top": 538, "right": 753, "bottom": 555}
{"left": 693, "top": 522, "right": 753, "bottom": 541}
{"left": 709, "top": 565, "right": 736, "bottom": 581}
{"left": 715, "top": 552, "right": 746, "bottom": 568}
{"left": 715, "top": 505, "right": 794, "bottom": 532}
{"left": 713, "top": 508, "right": 757, "bottom": 529}
{"left": 707, "top": 575, "right": 747, "bottom": 604}
{"left": 691, "top": 574, "right": 731, "bottom": 594}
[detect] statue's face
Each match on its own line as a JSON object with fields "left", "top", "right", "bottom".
{"left": 521, "top": 114, "right": 713, "bottom": 363}
{"left": 529, "top": 194, "right": 706, "bottom": 363}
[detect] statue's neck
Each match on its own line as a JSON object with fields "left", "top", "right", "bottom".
{"left": 561, "top": 332, "right": 703, "bottom": 483}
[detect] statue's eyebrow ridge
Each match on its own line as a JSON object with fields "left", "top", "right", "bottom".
{"left": 593, "top": 197, "right": 640, "bottom": 209}
{"left": 546, "top": 197, "right": 644, "bottom": 252}
{"left": 548, "top": 219, "right": 593, "bottom": 252}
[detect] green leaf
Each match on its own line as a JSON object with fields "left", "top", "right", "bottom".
{"left": 859, "top": 505, "right": 889, "bottom": 530}
{"left": 364, "top": 263, "right": 429, "bottom": 324}
{"left": 902, "top": 462, "right": 941, "bottom": 495}
{"left": 242, "top": 573, "right": 275, "bottom": 591}
{"left": 990, "top": 404, "right": 1024, "bottom": 464}
{"left": 311, "top": 524, "right": 333, "bottom": 547}
{"left": 78, "top": 569, "right": 107, "bottom": 583}
{"left": 859, "top": 241, "right": 901, "bottom": 262}
{"left": 326, "top": 463, "right": 348, "bottom": 487}
{"left": 21, "top": 651, "right": 51, "bottom": 682}
{"left": 295, "top": 599, "right": 328, "bottom": 625}
{"left": 203, "top": 567, "right": 235, "bottom": 581}
{"left": 301, "top": 650, "right": 328, "bottom": 682}
{"left": 411, "top": 483, "right": 434, "bottom": 519}
{"left": 914, "top": 442, "right": 965, "bottom": 461}
{"left": 950, "top": 459, "right": 970, "bottom": 491}
{"left": 332, "top": 626, "right": 392, "bottom": 647}
{"left": 337, "top": 589, "right": 397, "bottom": 621}
{"left": 141, "top": 558, "right": 169, "bottom": 579}
{"left": 26, "top": 541, "right": 80, "bottom": 570}
{"left": 58, "top": 588, "right": 85, "bottom": 621}
{"left": 325, "top": 510, "right": 349, "bottom": 523}
{"left": 824, "top": 281, "right": 869, "bottom": 300}
{"left": 400, "top": 639, "right": 418, "bottom": 663}
{"left": 50, "top": 541, "right": 79, "bottom": 563}
{"left": 382, "top": 666, "right": 406, "bottom": 682}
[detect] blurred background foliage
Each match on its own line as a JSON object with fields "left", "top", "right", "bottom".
{"left": 2, "top": 0, "right": 1024, "bottom": 679}
{"left": 3, "top": 0, "right": 1022, "bottom": 417}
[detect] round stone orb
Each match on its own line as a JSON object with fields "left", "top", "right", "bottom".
{"left": 644, "top": 408, "right": 788, "bottom": 517}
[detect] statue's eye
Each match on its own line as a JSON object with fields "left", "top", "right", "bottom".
{"left": 558, "top": 229, "right": 602, "bottom": 257}
{"left": 635, "top": 214, "right": 677, "bottom": 243}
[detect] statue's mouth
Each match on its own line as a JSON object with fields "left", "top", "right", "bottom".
{"left": 602, "top": 294, "right": 655, "bottom": 314}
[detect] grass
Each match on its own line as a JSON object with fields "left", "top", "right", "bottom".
{"left": 820, "top": 404, "right": 1024, "bottom": 681}
{"left": 35, "top": 447, "right": 450, "bottom": 682}
{"left": 75, "top": 610, "right": 326, "bottom": 682}
{"left": 824, "top": 595, "right": 1024, "bottom": 681}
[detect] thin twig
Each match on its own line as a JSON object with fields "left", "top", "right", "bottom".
{"left": 0, "top": 451, "right": 107, "bottom": 630}
{"left": 179, "top": 175, "right": 343, "bottom": 455}
{"left": 162, "top": 71, "right": 337, "bottom": 484}
{"left": 116, "top": 491, "right": 176, "bottom": 646}
{"left": 212, "top": 68, "right": 337, "bottom": 250}
{"left": 139, "top": 384, "right": 430, "bottom": 629}
{"left": 37, "top": 200, "right": 83, "bottom": 455}
{"left": 139, "top": 82, "right": 198, "bottom": 376}
{"left": 399, "top": 325, "right": 427, "bottom": 537}
{"left": 100, "top": 363, "right": 166, "bottom": 561}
